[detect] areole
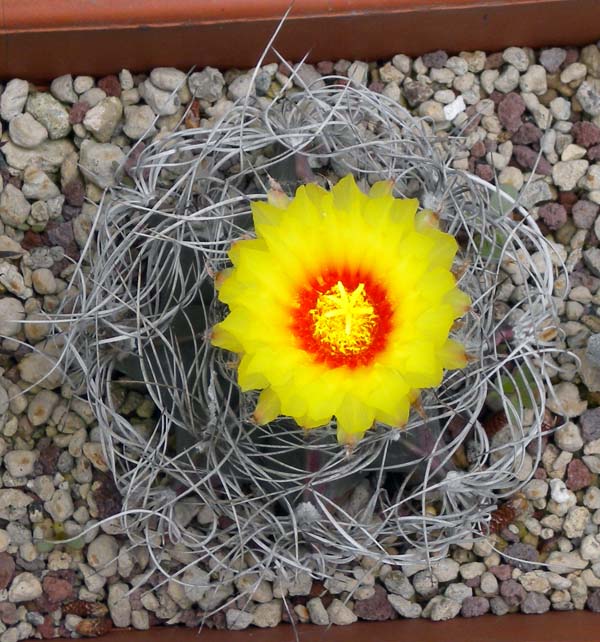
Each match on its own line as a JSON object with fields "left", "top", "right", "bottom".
{"left": 3, "top": 1, "right": 600, "bottom": 640}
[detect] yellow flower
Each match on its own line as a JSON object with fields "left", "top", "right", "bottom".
{"left": 212, "top": 175, "right": 470, "bottom": 444}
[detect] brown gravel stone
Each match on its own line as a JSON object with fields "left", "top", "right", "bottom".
{"left": 0, "top": 553, "right": 16, "bottom": 590}
{"left": 538, "top": 202, "right": 568, "bottom": 230}
{"left": 512, "top": 145, "right": 552, "bottom": 175}
{"left": 37, "top": 615, "right": 55, "bottom": 639}
{"left": 566, "top": 459, "right": 593, "bottom": 491}
{"left": 69, "top": 101, "right": 90, "bottom": 125}
{"left": 63, "top": 178, "right": 85, "bottom": 207}
{"left": 573, "top": 121, "right": 600, "bottom": 148}
{"left": 512, "top": 122, "right": 543, "bottom": 145}
{"left": 0, "top": 603, "right": 18, "bottom": 625}
{"left": 42, "top": 575, "right": 74, "bottom": 603}
{"left": 98, "top": 75, "right": 122, "bottom": 97}
{"left": 354, "top": 585, "right": 395, "bottom": 621}
{"left": 485, "top": 52, "right": 504, "bottom": 69}
{"left": 498, "top": 93, "right": 526, "bottom": 132}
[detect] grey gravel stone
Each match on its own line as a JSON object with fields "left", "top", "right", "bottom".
{"left": 87, "top": 533, "right": 119, "bottom": 577}
{"left": 108, "top": 582, "right": 132, "bottom": 628}
{"left": 327, "top": 598, "right": 358, "bottom": 625}
{"left": 26, "top": 92, "right": 71, "bottom": 139}
{"left": 577, "top": 80, "right": 600, "bottom": 117}
{"left": 50, "top": 74, "right": 78, "bottom": 104}
{"left": 226, "top": 608, "right": 253, "bottom": 630}
{"left": 140, "top": 80, "right": 181, "bottom": 116}
{"left": 0, "top": 184, "right": 30, "bottom": 227}
{"left": 423, "top": 595, "right": 461, "bottom": 621}
{"left": 0, "top": 298, "right": 24, "bottom": 337}
{"left": 79, "top": 139, "right": 125, "bottom": 188}
{"left": 8, "top": 113, "right": 48, "bottom": 148}
{"left": 4, "top": 450, "right": 37, "bottom": 477}
{"left": 83, "top": 97, "right": 123, "bottom": 142}
{"left": 0, "top": 79, "right": 29, "bottom": 121}
{"left": 8, "top": 573, "right": 42, "bottom": 603}
{"left": 307, "top": 597, "right": 329, "bottom": 625}
{"left": 123, "top": 105, "right": 156, "bottom": 140}
{"left": 387, "top": 594, "right": 422, "bottom": 618}
{"left": 188, "top": 67, "right": 225, "bottom": 102}
{"left": 149, "top": 67, "right": 187, "bottom": 92}
{"left": 521, "top": 591, "right": 550, "bottom": 614}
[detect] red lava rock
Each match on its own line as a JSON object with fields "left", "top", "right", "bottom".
{"left": 512, "top": 122, "right": 543, "bottom": 145}
{"left": 475, "top": 163, "right": 494, "bottom": 182}
{"left": 572, "top": 121, "right": 600, "bottom": 148}
{"left": 69, "top": 101, "right": 90, "bottom": 125}
{"left": 21, "top": 230, "right": 45, "bottom": 251}
{"left": 503, "top": 543, "right": 539, "bottom": 572}
{"left": 471, "top": 140, "right": 486, "bottom": 159}
{"left": 564, "top": 47, "right": 580, "bottom": 66}
{"left": 44, "top": 220, "right": 79, "bottom": 259}
{"left": 354, "top": 585, "right": 395, "bottom": 621}
{"left": 37, "top": 439, "right": 60, "bottom": 475}
{"left": 533, "top": 467, "right": 547, "bottom": 480}
{"left": 184, "top": 99, "right": 201, "bottom": 129}
{"left": 32, "top": 594, "right": 61, "bottom": 614}
{"left": 368, "top": 81, "right": 384, "bottom": 94}
{"left": 316, "top": 61, "right": 334, "bottom": 75}
{"left": 512, "top": 145, "right": 552, "bottom": 175}
{"left": 180, "top": 610, "right": 203, "bottom": 628}
{"left": 403, "top": 81, "right": 434, "bottom": 107}
{"left": 566, "top": 459, "right": 593, "bottom": 491}
{"left": 461, "top": 596, "right": 490, "bottom": 617}
{"left": 124, "top": 141, "right": 147, "bottom": 178}
{"left": 538, "top": 202, "right": 568, "bottom": 230}
{"left": 576, "top": 200, "right": 600, "bottom": 227}
{"left": 488, "top": 90, "right": 505, "bottom": 106}
{"left": 0, "top": 552, "right": 16, "bottom": 590}
{"left": 588, "top": 144, "right": 600, "bottom": 161}
{"left": 92, "top": 472, "right": 122, "bottom": 520}
{"left": 98, "top": 75, "right": 122, "bottom": 97}
{"left": 580, "top": 408, "right": 600, "bottom": 443}
{"left": 422, "top": 50, "right": 448, "bottom": 69}
{"left": 465, "top": 576, "right": 481, "bottom": 588}
{"left": 485, "top": 52, "right": 504, "bottom": 69}
{"left": 587, "top": 589, "right": 600, "bottom": 612}
{"left": 500, "top": 579, "right": 526, "bottom": 607}
{"left": 0, "top": 603, "right": 18, "bottom": 625}
{"left": 63, "top": 178, "right": 85, "bottom": 208}
{"left": 42, "top": 575, "right": 74, "bottom": 603}
{"left": 76, "top": 618, "right": 113, "bottom": 637}
{"left": 558, "top": 190, "right": 578, "bottom": 213}
{"left": 498, "top": 93, "right": 526, "bottom": 133}
{"left": 64, "top": 601, "right": 109, "bottom": 618}
{"left": 37, "top": 615, "right": 56, "bottom": 639}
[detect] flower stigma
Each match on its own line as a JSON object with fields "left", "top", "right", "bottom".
{"left": 310, "top": 281, "right": 377, "bottom": 357}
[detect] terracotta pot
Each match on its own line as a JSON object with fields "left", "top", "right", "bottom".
{"left": 1, "top": 0, "right": 599, "bottom": 81}
{"left": 7, "top": 1, "right": 600, "bottom": 640}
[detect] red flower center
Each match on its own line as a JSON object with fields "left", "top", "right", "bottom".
{"left": 290, "top": 268, "right": 394, "bottom": 368}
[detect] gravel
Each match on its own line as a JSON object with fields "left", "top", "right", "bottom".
{"left": 1, "top": 39, "right": 600, "bottom": 632}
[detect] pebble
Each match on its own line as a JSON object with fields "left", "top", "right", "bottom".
{"left": 44, "top": 489, "right": 74, "bottom": 522}
{"left": 4, "top": 450, "right": 37, "bottom": 477}
{"left": 503, "top": 543, "right": 539, "bottom": 572}
{"left": 307, "top": 597, "right": 329, "bottom": 625}
{"left": 0, "top": 79, "right": 29, "bottom": 121}
{"left": 108, "top": 583, "right": 131, "bottom": 628}
{"left": 521, "top": 591, "right": 551, "bottom": 614}
{"left": 149, "top": 67, "right": 187, "bottom": 92}
{"left": 83, "top": 97, "right": 123, "bottom": 142}
{"left": 327, "top": 599, "right": 357, "bottom": 625}
{"left": 546, "top": 382, "right": 587, "bottom": 417}
{"left": 520, "top": 65, "right": 547, "bottom": 95}
{"left": 8, "top": 112, "right": 49, "bottom": 149}
{"left": 547, "top": 551, "right": 588, "bottom": 573}
{"left": 188, "top": 68, "right": 225, "bottom": 102}
{"left": 50, "top": 75, "right": 78, "bottom": 104}
{"left": 86, "top": 534, "right": 119, "bottom": 577}
{"left": 423, "top": 596, "right": 461, "bottom": 621}
{"left": 586, "top": 334, "right": 600, "bottom": 367}
{"left": 576, "top": 81, "right": 600, "bottom": 116}
{"left": 8, "top": 573, "right": 42, "bottom": 602}
{"left": 0, "top": 184, "right": 30, "bottom": 227}
{"left": 353, "top": 585, "right": 395, "bottom": 620}
{"left": 26, "top": 92, "right": 71, "bottom": 139}
{"left": 79, "top": 140, "right": 125, "bottom": 188}
{"left": 540, "top": 48, "right": 567, "bottom": 73}
{"left": 0, "top": 298, "right": 25, "bottom": 337}
{"left": 123, "top": 105, "right": 156, "bottom": 140}
{"left": 461, "top": 596, "right": 489, "bottom": 617}
{"left": 538, "top": 202, "right": 567, "bottom": 230}
{"left": 566, "top": 458, "right": 593, "bottom": 491}
{"left": 226, "top": 609, "right": 253, "bottom": 630}
{"left": 252, "top": 601, "right": 282, "bottom": 628}
{"left": 140, "top": 80, "right": 181, "bottom": 116}
{"left": 412, "top": 570, "right": 439, "bottom": 597}
{"left": 552, "top": 159, "right": 589, "bottom": 191}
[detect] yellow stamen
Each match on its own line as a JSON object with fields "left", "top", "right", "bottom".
{"left": 310, "top": 281, "right": 377, "bottom": 355}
